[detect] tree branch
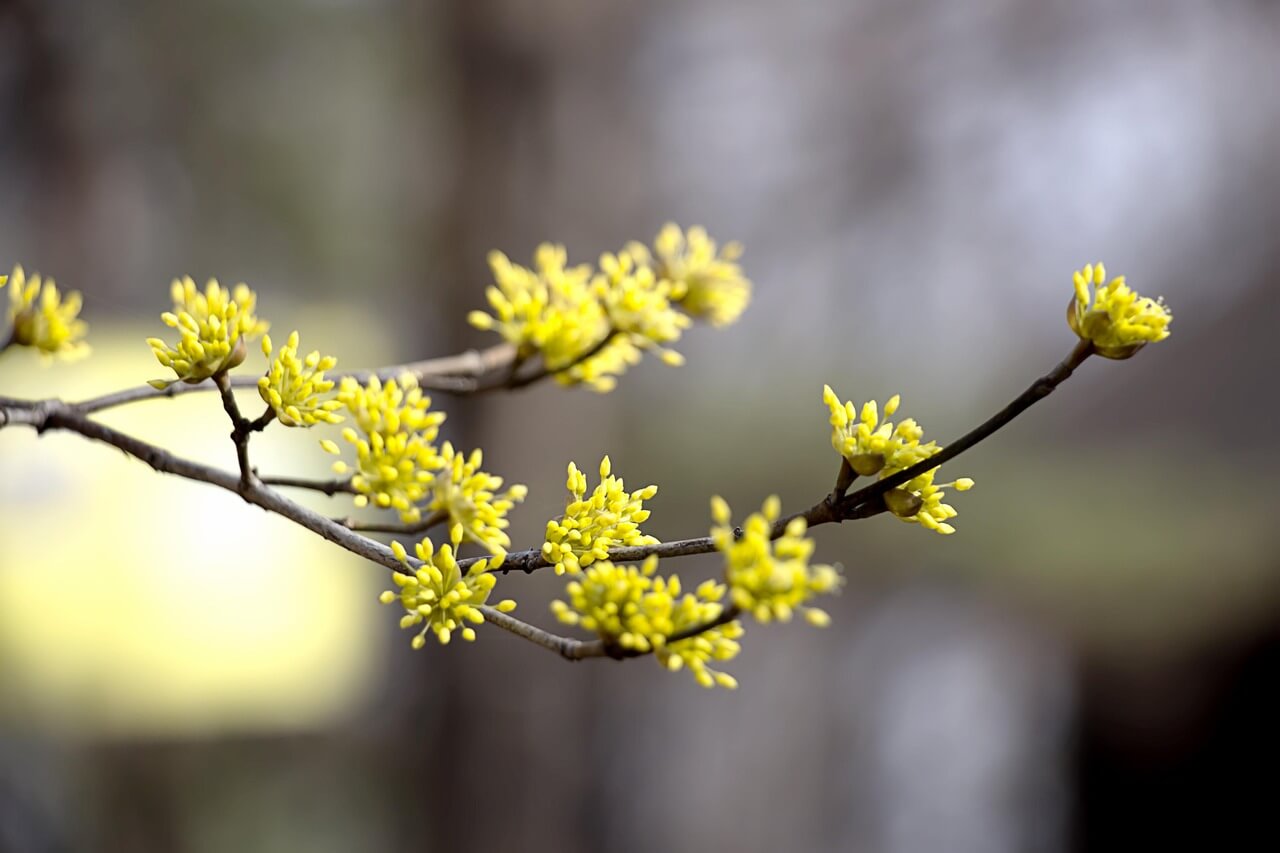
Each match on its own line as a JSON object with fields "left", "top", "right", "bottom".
{"left": 258, "top": 475, "right": 358, "bottom": 495}
{"left": 0, "top": 338, "right": 1096, "bottom": 667}
{"left": 4, "top": 400, "right": 402, "bottom": 568}
{"left": 70, "top": 342, "right": 519, "bottom": 415}
{"left": 837, "top": 339, "right": 1094, "bottom": 518}
{"left": 214, "top": 373, "right": 256, "bottom": 487}
{"left": 479, "top": 328, "right": 620, "bottom": 393}
{"left": 0, "top": 399, "right": 720, "bottom": 667}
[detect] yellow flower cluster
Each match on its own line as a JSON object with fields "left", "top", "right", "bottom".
{"left": 711, "top": 495, "right": 841, "bottom": 625}
{"left": 381, "top": 537, "right": 515, "bottom": 647}
{"left": 468, "top": 225, "right": 750, "bottom": 392}
{"left": 632, "top": 223, "right": 752, "bottom": 327}
{"left": 823, "top": 386, "right": 939, "bottom": 476}
{"left": 257, "top": 331, "right": 343, "bottom": 427}
{"left": 656, "top": 582, "right": 744, "bottom": 690}
{"left": 3, "top": 265, "right": 89, "bottom": 360}
{"left": 469, "top": 244, "right": 608, "bottom": 378}
{"left": 594, "top": 249, "right": 690, "bottom": 366}
{"left": 147, "top": 277, "right": 268, "bottom": 387}
{"left": 551, "top": 556, "right": 742, "bottom": 688}
{"left": 822, "top": 386, "right": 974, "bottom": 534}
{"left": 1068, "top": 263, "right": 1172, "bottom": 358}
{"left": 427, "top": 441, "right": 528, "bottom": 556}
{"left": 542, "top": 456, "right": 658, "bottom": 575}
{"left": 882, "top": 467, "right": 974, "bottom": 535}
{"left": 322, "top": 375, "right": 446, "bottom": 521}
{"left": 551, "top": 557, "right": 672, "bottom": 652}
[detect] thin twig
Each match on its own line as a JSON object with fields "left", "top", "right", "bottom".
{"left": 477, "top": 605, "right": 600, "bottom": 660}
{"left": 72, "top": 343, "right": 518, "bottom": 415}
{"left": 475, "top": 535, "right": 718, "bottom": 576}
{"left": 6, "top": 402, "right": 397, "bottom": 566}
{"left": 214, "top": 373, "right": 255, "bottom": 487}
{"left": 665, "top": 605, "right": 743, "bottom": 646}
{"left": 337, "top": 510, "right": 448, "bottom": 535}
{"left": 0, "top": 339, "right": 1097, "bottom": 665}
{"left": 259, "top": 475, "right": 357, "bottom": 495}
{"left": 830, "top": 457, "right": 856, "bottom": 502}
{"left": 0, "top": 401, "right": 664, "bottom": 662}
{"left": 479, "top": 329, "right": 620, "bottom": 393}
{"left": 837, "top": 339, "right": 1094, "bottom": 518}
{"left": 247, "top": 408, "right": 276, "bottom": 433}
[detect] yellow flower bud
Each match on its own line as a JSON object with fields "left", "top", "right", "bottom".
{"left": 1067, "top": 263, "right": 1171, "bottom": 358}
{"left": 4, "top": 265, "right": 89, "bottom": 360}
{"left": 884, "top": 488, "right": 923, "bottom": 518}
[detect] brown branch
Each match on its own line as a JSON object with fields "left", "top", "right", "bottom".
{"left": 477, "top": 605, "right": 601, "bottom": 660}
{"left": 258, "top": 475, "right": 357, "bottom": 495}
{"left": 475, "top": 603, "right": 743, "bottom": 662}
{"left": 479, "top": 329, "right": 620, "bottom": 393}
{"left": 474, "top": 534, "right": 719, "bottom": 576}
{"left": 246, "top": 408, "right": 276, "bottom": 433}
{"left": 72, "top": 343, "right": 518, "bottom": 415}
{"left": 830, "top": 457, "right": 856, "bottom": 502}
{"left": 475, "top": 341, "right": 1095, "bottom": 576}
{"left": 0, "top": 400, "right": 681, "bottom": 664}
{"left": 0, "top": 338, "right": 1097, "bottom": 667}
{"left": 4, "top": 401, "right": 398, "bottom": 567}
{"left": 666, "top": 604, "right": 742, "bottom": 645}
{"left": 836, "top": 339, "right": 1094, "bottom": 518}
{"left": 213, "top": 373, "right": 255, "bottom": 486}
{"left": 214, "top": 373, "right": 276, "bottom": 488}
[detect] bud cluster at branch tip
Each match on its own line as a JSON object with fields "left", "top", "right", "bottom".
{"left": 147, "top": 277, "right": 268, "bottom": 387}
{"left": 3, "top": 265, "right": 89, "bottom": 360}
{"left": 468, "top": 224, "right": 751, "bottom": 391}
{"left": 1068, "top": 263, "right": 1171, "bottom": 359}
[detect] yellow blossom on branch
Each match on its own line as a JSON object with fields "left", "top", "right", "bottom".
{"left": 381, "top": 537, "right": 515, "bottom": 647}
{"left": 468, "top": 244, "right": 620, "bottom": 389}
{"left": 882, "top": 468, "right": 974, "bottom": 535}
{"left": 822, "top": 386, "right": 939, "bottom": 476}
{"left": 631, "top": 223, "right": 752, "bottom": 326}
{"left": 257, "top": 331, "right": 343, "bottom": 427}
{"left": 821, "top": 385, "right": 974, "bottom": 534}
{"left": 550, "top": 556, "right": 742, "bottom": 688}
{"left": 322, "top": 374, "right": 446, "bottom": 521}
{"left": 542, "top": 456, "right": 658, "bottom": 575}
{"left": 655, "top": 578, "right": 743, "bottom": 689}
{"left": 4, "top": 265, "right": 89, "bottom": 360}
{"left": 426, "top": 441, "right": 527, "bottom": 556}
{"left": 711, "top": 495, "right": 840, "bottom": 625}
{"left": 146, "top": 277, "right": 268, "bottom": 387}
{"left": 468, "top": 231, "right": 746, "bottom": 392}
{"left": 551, "top": 557, "right": 672, "bottom": 652}
{"left": 593, "top": 249, "right": 690, "bottom": 364}
{"left": 1068, "top": 263, "right": 1171, "bottom": 358}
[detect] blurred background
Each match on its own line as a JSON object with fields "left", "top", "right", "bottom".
{"left": 1, "top": 0, "right": 1278, "bottom": 850}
